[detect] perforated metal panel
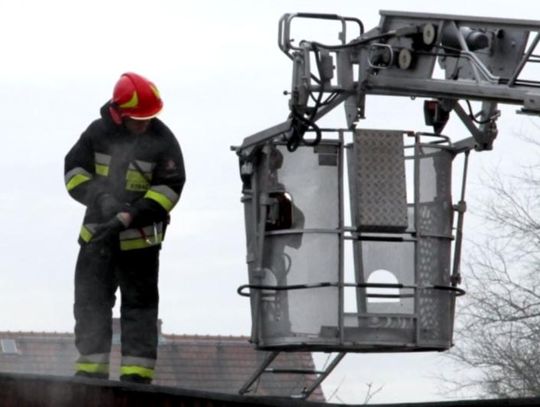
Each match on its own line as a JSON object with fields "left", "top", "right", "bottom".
{"left": 247, "top": 141, "right": 341, "bottom": 349}
{"left": 345, "top": 133, "right": 457, "bottom": 350}
{"left": 348, "top": 130, "right": 408, "bottom": 232}
{"left": 416, "top": 147, "right": 455, "bottom": 346}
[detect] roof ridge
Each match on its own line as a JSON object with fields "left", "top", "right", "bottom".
{"left": 162, "top": 333, "right": 251, "bottom": 340}
{"left": 0, "top": 331, "right": 73, "bottom": 336}
{"left": 0, "top": 331, "right": 252, "bottom": 340}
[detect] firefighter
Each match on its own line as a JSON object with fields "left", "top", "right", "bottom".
{"left": 64, "top": 72, "right": 186, "bottom": 384}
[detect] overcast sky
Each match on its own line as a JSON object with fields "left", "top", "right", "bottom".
{"left": 1, "top": 0, "right": 540, "bottom": 404}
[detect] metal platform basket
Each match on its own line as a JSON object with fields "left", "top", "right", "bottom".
{"left": 238, "top": 129, "right": 468, "bottom": 353}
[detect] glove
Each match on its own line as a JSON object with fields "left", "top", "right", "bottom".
{"left": 91, "top": 215, "right": 126, "bottom": 244}
{"left": 96, "top": 193, "right": 123, "bottom": 219}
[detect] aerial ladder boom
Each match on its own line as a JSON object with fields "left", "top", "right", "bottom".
{"left": 240, "top": 11, "right": 540, "bottom": 155}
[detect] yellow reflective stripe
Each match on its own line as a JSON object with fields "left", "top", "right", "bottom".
{"left": 65, "top": 167, "right": 92, "bottom": 188}
{"left": 120, "top": 233, "right": 163, "bottom": 251}
{"left": 80, "top": 225, "right": 93, "bottom": 243}
{"left": 121, "top": 356, "right": 155, "bottom": 369}
{"left": 95, "top": 164, "right": 109, "bottom": 176}
{"left": 66, "top": 174, "right": 91, "bottom": 191}
{"left": 119, "top": 91, "right": 139, "bottom": 109}
{"left": 120, "top": 365, "right": 154, "bottom": 379}
{"left": 126, "top": 170, "right": 150, "bottom": 191}
{"left": 119, "top": 224, "right": 163, "bottom": 240}
{"left": 75, "top": 362, "right": 109, "bottom": 374}
{"left": 144, "top": 190, "right": 174, "bottom": 212}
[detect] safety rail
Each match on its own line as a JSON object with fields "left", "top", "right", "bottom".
{"left": 237, "top": 282, "right": 466, "bottom": 298}
{"left": 278, "top": 13, "right": 364, "bottom": 54}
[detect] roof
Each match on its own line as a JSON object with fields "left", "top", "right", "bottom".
{"left": 0, "top": 372, "right": 334, "bottom": 407}
{"left": 0, "top": 322, "right": 325, "bottom": 402}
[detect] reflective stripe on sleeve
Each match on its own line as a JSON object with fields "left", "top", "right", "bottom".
{"left": 65, "top": 167, "right": 93, "bottom": 191}
{"left": 144, "top": 185, "right": 180, "bottom": 212}
{"left": 80, "top": 224, "right": 98, "bottom": 243}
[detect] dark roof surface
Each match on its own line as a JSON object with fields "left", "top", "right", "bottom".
{"left": 0, "top": 327, "right": 325, "bottom": 401}
{"left": 0, "top": 372, "right": 334, "bottom": 407}
{"left": 4, "top": 372, "right": 540, "bottom": 407}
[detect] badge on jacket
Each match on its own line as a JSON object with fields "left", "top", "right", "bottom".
{"left": 165, "top": 160, "right": 177, "bottom": 171}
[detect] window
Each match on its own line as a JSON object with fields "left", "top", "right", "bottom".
{"left": 1, "top": 339, "right": 19, "bottom": 354}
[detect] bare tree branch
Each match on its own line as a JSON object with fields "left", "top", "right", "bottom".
{"left": 441, "top": 140, "right": 540, "bottom": 398}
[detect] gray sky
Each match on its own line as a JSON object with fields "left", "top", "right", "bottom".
{"left": 1, "top": 0, "right": 539, "bottom": 403}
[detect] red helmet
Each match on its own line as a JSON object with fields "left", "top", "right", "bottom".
{"left": 111, "top": 72, "right": 163, "bottom": 120}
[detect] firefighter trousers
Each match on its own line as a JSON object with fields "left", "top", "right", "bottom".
{"left": 73, "top": 240, "right": 160, "bottom": 379}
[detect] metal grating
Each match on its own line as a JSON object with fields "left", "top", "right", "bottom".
{"left": 349, "top": 129, "right": 408, "bottom": 232}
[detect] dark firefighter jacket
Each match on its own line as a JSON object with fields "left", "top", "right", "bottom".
{"left": 64, "top": 101, "right": 186, "bottom": 250}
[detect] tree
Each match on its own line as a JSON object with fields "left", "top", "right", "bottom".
{"left": 444, "top": 160, "right": 540, "bottom": 398}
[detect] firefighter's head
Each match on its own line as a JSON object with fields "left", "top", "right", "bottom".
{"left": 109, "top": 72, "right": 163, "bottom": 133}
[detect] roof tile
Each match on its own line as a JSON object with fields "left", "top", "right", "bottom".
{"left": 0, "top": 325, "right": 325, "bottom": 401}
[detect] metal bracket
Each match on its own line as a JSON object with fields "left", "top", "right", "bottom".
{"left": 453, "top": 101, "right": 499, "bottom": 150}
{"left": 239, "top": 351, "right": 346, "bottom": 400}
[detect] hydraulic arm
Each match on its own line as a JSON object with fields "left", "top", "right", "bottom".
{"left": 239, "top": 11, "right": 540, "bottom": 156}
